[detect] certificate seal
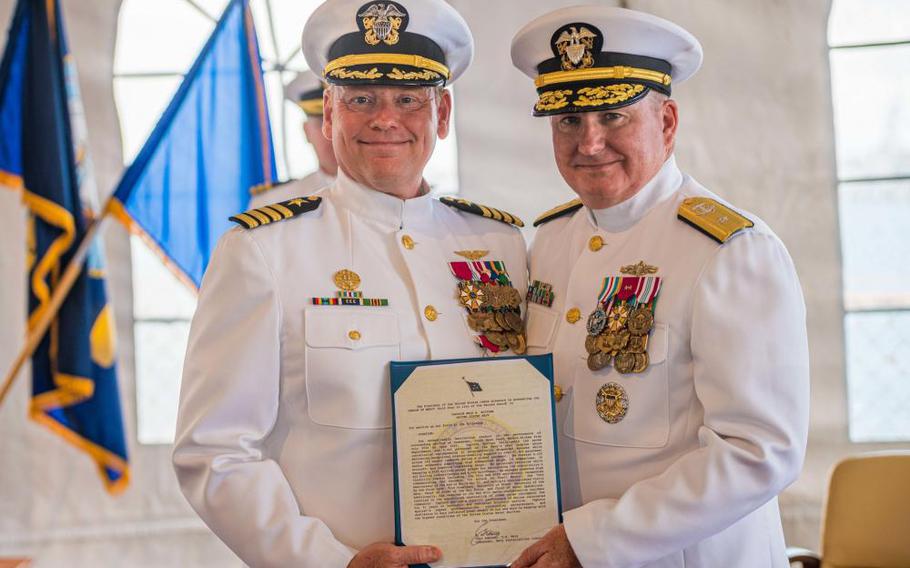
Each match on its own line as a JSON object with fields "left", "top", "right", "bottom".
{"left": 428, "top": 417, "right": 525, "bottom": 515}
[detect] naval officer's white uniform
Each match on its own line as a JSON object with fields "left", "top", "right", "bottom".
{"left": 174, "top": 170, "right": 527, "bottom": 567}
{"left": 175, "top": 0, "right": 514, "bottom": 564}
{"left": 526, "top": 156, "right": 809, "bottom": 567}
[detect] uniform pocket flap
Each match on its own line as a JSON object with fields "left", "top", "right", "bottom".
{"left": 305, "top": 308, "right": 401, "bottom": 350}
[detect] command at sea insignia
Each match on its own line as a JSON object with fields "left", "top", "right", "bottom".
{"left": 440, "top": 196, "right": 525, "bottom": 228}
{"left": 228, "top": 196, "right": 322, "bottom": 229}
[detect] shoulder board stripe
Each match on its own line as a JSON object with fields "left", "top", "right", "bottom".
{"left": 233, "top": 212, "right": 260, "bottom": 229}
{"left": 249, "top": 209, "right": 270, "bottom": 224}
{"left": 230, "top": 196, "right": 322, "bottom": 229}
{"left": 270, "top": 202, "right": 294, "bottom": 217}
{"left": 261, "top": 206, "right": 282, "bottom": 222}
{"left": 439, "top": 196, "right": 524, "bottom": 228}
{"left": 533, "top": 198, "right": 583, "bottom": 227}
{"left": 677, "top": 197, "right": 753, "bottom": 243}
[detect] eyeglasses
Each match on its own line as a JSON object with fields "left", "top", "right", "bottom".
{"left": 335, "top": 87, "right": 435, "bottom": 114}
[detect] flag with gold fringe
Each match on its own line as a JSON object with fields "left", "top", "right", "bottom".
{"left": 0, "top": 0, "right": 129, "bottom": 492}
{"left": 108, "top": 0, "right": 277, "bottom": 289}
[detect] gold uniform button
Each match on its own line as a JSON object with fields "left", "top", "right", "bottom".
{"left": 589, "top": 235, "right": 605, "bottom": 251}
{"left": 401, "top": 235, "right": 415, "bottom": 249}
{"left": 348, "top": 330, "right": 361, "bottom": 341}
{"left": 424, "top": 305, "right": 438, "bottom": 321}
{"left": 566, "top": 307, "right": 581, "bottom": 324}
{"left": 553, "top": 384, "right": 564, "bottom": 402}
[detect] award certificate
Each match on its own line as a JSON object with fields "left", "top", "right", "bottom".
{"left": 390, "top": 354, "right": 561, "bottom": 568}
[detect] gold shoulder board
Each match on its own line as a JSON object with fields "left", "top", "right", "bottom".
{"left": 440, "top": 196, "right": 524, "bottom": 228}
{"left": 533, "top": 198, "right": 583, "bottom": 227}
{"left": 677, "top": 197, "right": 754, "bottom": 243}
{"left": 229, "top": 196, "right": 322, "bottom": 229}
{"left": 248, "top": 179, "right": 295, "bottom": 197}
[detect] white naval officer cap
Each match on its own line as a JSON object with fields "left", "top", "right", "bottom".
{"left": 284, "top": 70, "right": 326, "bottom": 117}
{"left": 302, "top": 0, "right": 474, "bottom": 87}
{"left": 511, "top": 5, "right": 703, "bottom": 116}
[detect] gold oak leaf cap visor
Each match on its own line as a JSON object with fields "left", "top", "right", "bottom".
{"left": 284, "top": 70, "right": 326, "bottom": 117}
{"left": 510, "top": 5, "right": 703, "bottom": 116}
{"left": 302, "top": 0, "right": 474, "bottom": 87}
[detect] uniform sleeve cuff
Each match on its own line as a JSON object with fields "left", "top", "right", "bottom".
{"left": 563, "top": 499, "right": 616, "bottom": 568}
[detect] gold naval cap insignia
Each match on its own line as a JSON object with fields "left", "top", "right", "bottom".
{"left": 333, "top": 269, "right": 361, "bottom": 291}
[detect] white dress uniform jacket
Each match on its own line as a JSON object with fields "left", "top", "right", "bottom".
{"left": 248, "top": 169, "right": 333, "bottom": 210}
{"left": 526, "top": 157, "right": 809, "bottom": 568}
{"left": 174, "top": 170, "right": 528, "bottom": 568}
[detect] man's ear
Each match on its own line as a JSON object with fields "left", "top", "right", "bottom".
{"left": 436, "top": 89, "right": 452, "bottom": 140}
{"left": 661, "top": 98, "right": 679, "bottom": 150}
{"left": 322, "top": 88, "right": 333, "bottom": 140}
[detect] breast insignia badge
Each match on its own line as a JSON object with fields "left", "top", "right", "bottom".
{"left": 584, "top": 266, "right": 661, "bottom": 375}
{"left": 311, "top": 269, "right": 390, "bottom": 306}
{"left": 454, "top": 250, "right": 489, "bottom": 261}
{"left": 449, "top": 260, "right": 526, "bottom": 354}
{"left": 596, "top": 382, "right": 628, "bottom": 424}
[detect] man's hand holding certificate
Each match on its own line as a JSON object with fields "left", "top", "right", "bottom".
{"left": 390, "top": 355, "right": 561, "bottom": 568}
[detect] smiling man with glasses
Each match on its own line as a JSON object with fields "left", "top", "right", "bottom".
{"left": 172, "top": 1, "right": 528, "bottom": 566}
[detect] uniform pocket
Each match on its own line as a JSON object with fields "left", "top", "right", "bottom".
{"left": 304, "top": 308, "right": 401, "bottom": 429}
{"left": 526, "top": 303, "right": 558, "bottom": 349}
{"left": 564, "top": 322, "right": 670, "bottom": 448}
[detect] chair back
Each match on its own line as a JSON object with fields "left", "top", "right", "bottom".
{"left": 820, "top": 451, "right": 910, "bottom": 568}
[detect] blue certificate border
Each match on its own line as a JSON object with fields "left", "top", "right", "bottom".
{"left": 389, "top": 353, "right": 562, "bottom": 568}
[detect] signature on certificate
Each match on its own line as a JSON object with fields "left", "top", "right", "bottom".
{"left": 471, "top": 519, "right": 503, "bottom": 545}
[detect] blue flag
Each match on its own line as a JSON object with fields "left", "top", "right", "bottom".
{"left": 109, "top": 0, "right": 277, "bottom": 288}
{"left": 0, "top": 0, "right": 128, "bottom": 492}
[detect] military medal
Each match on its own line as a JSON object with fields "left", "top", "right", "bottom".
{"left": 627, "top": 305, "right": 654, "bottom": 335}
{"left": 587, "top": 351, "right": 610, "bottom": 372}
{"left": 582, "top": 266, "right": 662, "bottom": 375}
{"left": 450, "top": 260, "right": 526, "bottom": 354}
{"left": 311, "top": 269, "right": 390, "bottom": 306}
{"left": 586, "top": 307, "right": 607, "bottom": 335}
{"left": 596, "top": 382, "right": 629, "bottom": 424}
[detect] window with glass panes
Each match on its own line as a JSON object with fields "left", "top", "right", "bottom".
{"left": 828, "top": 0, "right": 910, "bottom": 442}
{"left": 114, "top": 0, "right": 460, "bottom": 444}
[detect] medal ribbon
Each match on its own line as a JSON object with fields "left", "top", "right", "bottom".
{"left": 449, "top": 260, "right": 518, "bottom": 353}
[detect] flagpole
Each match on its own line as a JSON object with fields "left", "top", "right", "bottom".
{"left": 0, "top": 213, "right": 109, "bottom": 408}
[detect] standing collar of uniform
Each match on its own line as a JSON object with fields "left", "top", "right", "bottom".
{"left": 587, "top": 155, "right": 683, "bottom": 233}
{"left": 330, "top": 168, "right": 434, "bottom": 230}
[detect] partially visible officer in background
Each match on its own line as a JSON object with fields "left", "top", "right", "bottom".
{"left": 510, "top": 6, "right": 810, "bottom": 568}
{"left": 172, "top": 0, "right": 528, "bottom": 566}
{"left": 248, "top": 70, "right": 337, "bottom": 208}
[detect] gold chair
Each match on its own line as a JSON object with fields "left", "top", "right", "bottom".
{"left": 788, "top": 451, "right": 910, "bottom": 568}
